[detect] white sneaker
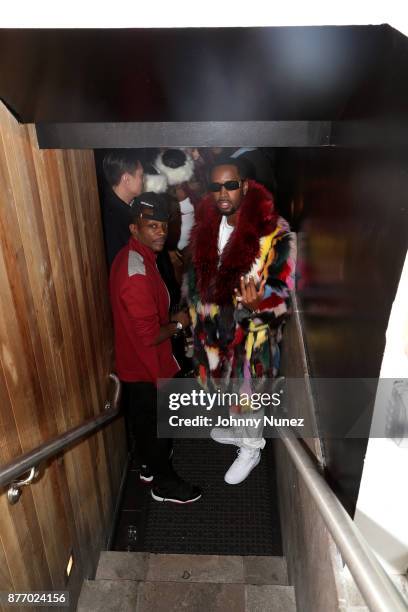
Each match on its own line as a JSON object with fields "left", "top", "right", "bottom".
{"left": 224, "top": 448, "right": 261, "bottom": 485}
{"left": 210, "top": 427, "right": 242, "bottom": 447}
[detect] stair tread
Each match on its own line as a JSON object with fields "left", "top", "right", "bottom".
{"left": 95, "top": 551, "right": 289, "bottom": 585}
{"left": 77, "top": 579, "right": 139, "bottom": 612}
{"left": 246, "top": 584, "right": 297, "bottom": 612}
{"left": 95, "top": 551, "right": 148, "bottom": 581}
{"left": 77, "top": 580, "right": 296, "bottom": 612}
{"left": 137, "top": 581, "right": 245, "bottom": 612}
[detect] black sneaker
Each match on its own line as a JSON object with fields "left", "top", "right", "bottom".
{"left": 140, "top": 465, "right": 153, "bottom": 483}
{"left": 151, "top": 478, "right": 202, "bottom": 504}
{"left": 139, "top": 448, "right": 174, "bottom": 484}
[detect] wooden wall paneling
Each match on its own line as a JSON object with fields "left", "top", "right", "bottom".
{"left": 32, "top": 465, "right": 72, "bottom": 590}
{"left": 22, "top": 134, "right": 95, "bottom": 581}
{"left": 4, "top": 110, "right": 78, "bottom": 592}
{"left": 1, "top": 100, "right": 59, "bottom": 442}
{"left": 62, "top": 149, "right": 103, "bottom": 400}
{"left": 43, "top": 149, "right": 97, "bottom": 415}
{"left": 61, "top": 151, "right": 101, "bottom": 413}
{"left": 0, "top": 126, "right": 25, "bottom": 469}
{"left": 82, "top": 151, "right": 112, "bottom": 342}
{"left": 61, "top": 147, "right": 124, "bottom": 555}
{"left": 0, "top": 105, "right": 73, "bottom": 591}
{"left": 0, "top": 482, "right": 51, "bottom": 591}
{"left": 29, "top": 144, "right": 104, "bottom": 576}
{"left": 55, "top": 140, "right": 115, "bottom": 568}
{"left": 72, "top": 150, "right": 108, "bottom": 384}
{"left": 67, "top": 148, "right": 118, "bottom": 502}
{"left": 61, "top": 149, "right": 111, "bottom": 539}
{"left": 0, "top": 359, "right": 21, "bottom": 466}
{"left": 25, "top": 140, "right": 84, "bottom": 430}
{"left": 0, "top": 493, "right": 36, "bottom": 593}
{"left": 50, "top": 454, "right": 86, "bottom": 601}
{"left": 74, "top": 145, "right": 127, "bottom": 556}
{"left": 0, "top": 142, "right": 47, "bottom": 450}
{"left": 66, "top": 147, "right": 113, "bottom": 393}
{"left": 47, "top": 151, "right": 94, "bottom": 419}
{"left": 53, "top": 140, "right": 123, "bottom": 568}
{"left": 80, "top": 150, "right": 125, "bottom": 508}
{"left": 0, "top": 535, "right": 14, "bottom": 612}
{"left": 0, "top": 354, "right": 33, "bottom": 611}
{"left": 61, "top": 149, "right": 113, "bottom": 528}
{"left": 20, "top": 129, "right": 72, "bottom": 439}
{"left": 70, "top": 146, "right": 115, "bottom": 539}
{"left": 0, "top": 366, "right": 59, "bottom": 593}
{"left": 0, "top": 101, "right": 126, "bottom": 607}
{"left": 0, "top": 119, "right": 54, "bottom": 593}
{"left": 30, "top": 136, "right": 119, "bottom": 572}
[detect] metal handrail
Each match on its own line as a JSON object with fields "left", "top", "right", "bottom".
{"left": 278, "top": 426, "right": 408, "bottom": 612}
{"left": 0, "top": 373, "right": 121, "bottom": 500}
{"left": 2, "top": 370, "right": 405, "bottom": 610}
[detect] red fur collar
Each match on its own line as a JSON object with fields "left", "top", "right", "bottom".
{"left": 190, "top": 180, "right": 277, "bottom": 305}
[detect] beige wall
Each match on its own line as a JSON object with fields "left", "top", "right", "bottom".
{"left": 0, "top": 102, "right": 127, "bottom": 610}
{"left": 277, "top": 299, "right": 343, "bottom": 611}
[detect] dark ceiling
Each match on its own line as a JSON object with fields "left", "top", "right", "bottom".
{"left": 0, "top": 25, "right": 406, "bottom": 124}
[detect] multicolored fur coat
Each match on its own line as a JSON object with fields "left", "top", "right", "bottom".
{"left": 184, "top": 180, "right": 296, "bottom": 408}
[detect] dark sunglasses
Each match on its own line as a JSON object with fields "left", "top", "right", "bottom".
{"left": 209, "top": 180, "right": 242, "bottom": 192}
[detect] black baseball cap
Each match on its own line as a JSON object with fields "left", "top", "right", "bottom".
{"left": 131, "top": 192, "right": 170, "bottom": 222}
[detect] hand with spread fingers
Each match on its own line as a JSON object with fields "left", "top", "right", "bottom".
{"left": 234, "top": 276, "right": 267, "bottom": 311}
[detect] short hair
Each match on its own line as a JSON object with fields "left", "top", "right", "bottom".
{"left": 103, "top": 149, "right": 142, "bottom": 187}
{"left": 208, "top": 155, "right": 250, "bottom": 181}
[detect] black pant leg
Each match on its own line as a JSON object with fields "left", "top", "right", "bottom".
{"left": 123, "top": 381, "right": 173, "bottom": 482}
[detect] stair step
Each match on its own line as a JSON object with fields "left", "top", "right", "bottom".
{"left": 78, "top": 552, "right": 296, "bottom": 610}
{"left": 77, "top": 580, "right": 296, "bottom": 612}
{"left": 77, "top": 580, "right": 139, "bottom": 612}
{"left": 95, "top": 551, "right": 289, "bottom": 585}
{"left": 95, "top": 551, "right": 148, "bottom": 581}
{"left": 246, "top": 585, "right": 297, "bottom": 612}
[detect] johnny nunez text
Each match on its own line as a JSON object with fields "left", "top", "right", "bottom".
{"left": 168, "top": 415, "right": 305, "bottom": 427}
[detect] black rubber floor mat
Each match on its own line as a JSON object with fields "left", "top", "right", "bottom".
{"left": 141, "top": 438, "right": 283, "bottom": 556}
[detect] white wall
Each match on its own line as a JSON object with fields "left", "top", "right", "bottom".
{"left": 2, "top": 2, "right": 408, "bottom": 37}
{"left": 355, "top": 251, "right": 408, "bottom": 575}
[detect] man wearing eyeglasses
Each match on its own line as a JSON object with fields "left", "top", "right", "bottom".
{"left": 185, "top": 157, "right": 296, "bottom": 484}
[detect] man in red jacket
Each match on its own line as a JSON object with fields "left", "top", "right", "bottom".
{"left": 110, "top": 192, "right": 201, "bottom": 504}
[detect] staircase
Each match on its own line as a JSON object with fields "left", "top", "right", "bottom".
{"left": 77, "top": 551, "right": 297, "bottom": 611}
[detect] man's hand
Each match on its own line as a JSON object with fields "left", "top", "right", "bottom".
{"left": 234, "top": 276, "right": 266, "bottom": 311}
{"left": 152, "top": 310, "right": 190, "bottom": 345}
{"left": 172, "top": 309, "right": 190, "bottom": 329}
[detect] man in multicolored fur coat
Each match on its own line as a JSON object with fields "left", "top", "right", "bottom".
{"left": 185, "top": 157, "right": 296, "bottom": 484}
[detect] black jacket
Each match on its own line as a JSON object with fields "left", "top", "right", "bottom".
{"left": 102, "top": 186, "right": 180, "bottom": 308}
{"left": 103, "top": 188, "right": 134, "bottom": 267}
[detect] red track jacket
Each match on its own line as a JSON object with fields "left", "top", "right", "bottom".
{"left": 110, "top": 237, "right": 179, "bottom": 383}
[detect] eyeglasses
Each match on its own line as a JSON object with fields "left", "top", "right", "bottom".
{"left": 209, "top": 180, "right": 242, "bottom": 192}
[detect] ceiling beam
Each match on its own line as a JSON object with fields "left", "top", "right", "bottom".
{"left": 36, "top": 121, "right": 332, "bottom": 149}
